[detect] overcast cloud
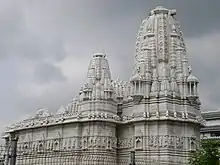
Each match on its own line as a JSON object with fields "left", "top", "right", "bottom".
{"left": 0, "top": 0, "right": 220, "bottom": 136}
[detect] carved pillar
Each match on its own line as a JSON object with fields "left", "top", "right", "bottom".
{"left": 76, "top": 123, "right": 82, "bottom": 149}
{"left": 189, "top": 82, "right": 191, "bottom": 95}
{"left": 10, "top": 133, "right": 19, "bottom": 165}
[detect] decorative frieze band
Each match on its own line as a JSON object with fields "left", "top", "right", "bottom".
{"left": 118, "top": 135, "right": 197, "bottom": 151}
{"left": 17, "top": 135, "right": 197, "bottom": 155}
{"left": 17, "top": 136, "right": 117, "bottom": 153}
{"left": 121, "top": 111, "right": 204, "bottom": 124}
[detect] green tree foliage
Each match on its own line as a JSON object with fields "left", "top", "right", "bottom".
{"left": 189, "top": 139, "right": 220, "bottom": 165}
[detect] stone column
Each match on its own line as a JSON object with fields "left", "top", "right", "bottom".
{"left": 10, "top": 133, "right": 18, "bottom": 165}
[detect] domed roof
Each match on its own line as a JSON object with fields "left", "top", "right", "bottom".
{"left": 130, "top": 73, "right": 142, "bottom": 81}
{"left": 56, "top": 106, "right": 67, "bottom": 115}
{"left": 187, "top": 74, "right": 198, "bottom": 82}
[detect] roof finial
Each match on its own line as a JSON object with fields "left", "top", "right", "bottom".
{"left": 188, "top": 65, "right": 192, "bottom": 75}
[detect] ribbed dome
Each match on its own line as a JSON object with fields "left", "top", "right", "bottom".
{"left": 131, "top": 73, "right": 142, "bottom": 81}
{"left": 187, "top": 74, "right": 198, "bottom": 82}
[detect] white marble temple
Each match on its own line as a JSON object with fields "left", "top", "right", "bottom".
{"left": 3, "top": 6, "right": 204, "bottom": 165}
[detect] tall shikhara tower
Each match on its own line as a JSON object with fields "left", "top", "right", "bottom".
{"left": 4, "top": 6, "right": 204, "bottom": 165}
{"left": 117, "top": 6, "right": 204, "bottom": 164}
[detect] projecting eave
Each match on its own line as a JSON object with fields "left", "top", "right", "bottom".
{"left": 1, "top": 132, "right": 10, "bottom": 140}
{"left": 202, "top": 110, "right": 220, "bottom": 120}
{"left": 201, "top": 125, "right": 220, "bottom": 133}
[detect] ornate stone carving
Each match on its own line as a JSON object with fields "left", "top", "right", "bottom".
{"left": 118, "top": 138, "right": 133, "bottom": 149}
{"left": 56, "top": 106, "right": 67, "bottom": 115}
{"left": 117, "top": 135, "right": 192, "bottom": 150}
{"left": 174, "top": 111, "right": 177, "bottom": 118}
{"left": 36, "top": 108, "right": 50, "bottom": 118}
{"left": 135, "top": 136, "right": 143, "bottom": 149}
{"left": 166, "top": 110, "right": 169, "bottom": 117}
{"left": 53, "top": 139, "right": 60, "bottom": 151}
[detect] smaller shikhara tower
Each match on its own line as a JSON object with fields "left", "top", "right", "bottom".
{"left": 4, "top": 6, "right": 204, "bottom": 165}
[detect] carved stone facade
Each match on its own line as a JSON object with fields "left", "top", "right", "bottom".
{"left": 4, "top": 6, "right": 204, "bottom": 165}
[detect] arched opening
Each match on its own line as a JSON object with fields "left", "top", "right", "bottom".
{"left": 135, "top": 138, "right": 142, "bottom": 149}
{"left": 190, "top": 140, "right": 196, "bottom": 151}
{"left": 107, "top": 140, "right": 111, "bottom": 149}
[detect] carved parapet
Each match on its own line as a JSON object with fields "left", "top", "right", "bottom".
{"left": 87, "top": 112, "right": 120, "bottom": 122}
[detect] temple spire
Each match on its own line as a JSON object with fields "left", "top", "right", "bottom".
{"left": 79, "top": 52, "right": 115, "bottom": 101}
{"left": 131, "top": 6, "right": 198, "bottom": 100}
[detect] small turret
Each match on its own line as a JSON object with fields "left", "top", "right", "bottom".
{"left": 187, "top": 66, "right": 199, "bottom": 103}
{"left": 130, "top": 68, "right": 144, "bottom": 102}
{"left": 130, "top": 70, "right": 142, "bottom": 94}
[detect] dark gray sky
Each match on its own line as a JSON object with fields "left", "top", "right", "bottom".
{"left": 0, "top": 0, "right": 220, "bottom": 134}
